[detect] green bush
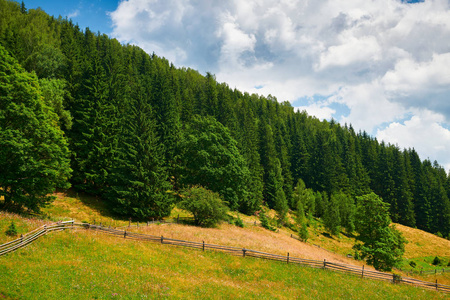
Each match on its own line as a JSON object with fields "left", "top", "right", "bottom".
{"left": 5, "top": 221, "right": 18, "bottom": 236}
{"left": 432, "top": 256, "right": 442, "bottom": 266}
{"left": 299, "top": 222, "right": 309, "bottom": 242}
{"left": 234, "top": 214, "right": 244, "bottom": 228}
{"left": 392, "top": 273, "right": 402, "bottom": 284}
{"left": 178, "top": 186, "right": 229, "bottom": 227}
{"left": 409, "top": 261, "right": 416, "bottom": 268}
{"left": 259, "top": 209, "right": 276, "bottom": 231}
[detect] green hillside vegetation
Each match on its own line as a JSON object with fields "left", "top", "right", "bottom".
{"left": 0, "top": 206, "right": 448, "bottom": 299}
{"left": 1, "top": 0, "right": 450, "bottom": 279}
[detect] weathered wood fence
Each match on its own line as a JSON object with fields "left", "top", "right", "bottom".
{"left": 1, "top": 221, "right": 449, "bottom": 293}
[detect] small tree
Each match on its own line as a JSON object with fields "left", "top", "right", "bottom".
{"left": 259, "top": 206, "right": 275, "bottom": 231}
{"left": 5, "top": 221, "right": 18, "bottom": 236}
{"left": 274, "top": 188, "right": 288, "bottom": 227}
{"left": 178, "top": 186, "right": 229, "bottom": 227}
{"left": 296, "top": 199, "right": 309, "bottom": 242}
{"left": 353, "top": 193, "right": 406, "bottom": 271}
{"left": 324, "top": 193, "right": 341, "bottom": 236}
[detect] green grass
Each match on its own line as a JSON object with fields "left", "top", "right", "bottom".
{"left": 0, "top": 228, "right": 446, "bottom": 299}
{"left": 1, "top": 191, "right": 450, "bottom": 298}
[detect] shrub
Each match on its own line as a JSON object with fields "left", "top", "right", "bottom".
{"left": 178, "top": 186, "right": 229, "bottom": 227}
{"left": 259, "top": 209, "right": 276, "bottom": 231}
{"left": 432, "top": 256, "right": 442, "bottom": 266}
{"left": 5, "top": 221, "right": 18, "bottom": 236}
{"left": 299, "top": 222, "right": 309, "bottom": 242}
{"left": 393, "top": 273, "right": 402, "bottom": 284}
{"left": 234, "top": 215, "right": 244, "bottom": 228}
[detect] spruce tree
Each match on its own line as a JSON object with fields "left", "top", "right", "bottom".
{"left": 107, "top": 81, "right": 172, "bottom": 218}
{"left": 324, "top": 193, "right": 341, "bottom": 236}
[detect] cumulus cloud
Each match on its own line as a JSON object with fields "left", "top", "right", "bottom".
{"left": 376, "top": 109, "right": 450, "bottom": 170}
{"left": 109, "top": 0, "right": 450, "bottom": 170}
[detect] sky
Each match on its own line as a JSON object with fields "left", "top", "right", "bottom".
{"left": 27, "top": 0, "right": 450, "bottom": 171}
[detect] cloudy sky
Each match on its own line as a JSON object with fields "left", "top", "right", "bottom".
{"left": 29, "top": 0, "right": 450, "bottom": 171}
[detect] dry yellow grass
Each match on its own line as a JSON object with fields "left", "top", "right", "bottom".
{"left": 395, "top": 224, "right": 450, "bottom": 259}
{"left": 4, "top": 191, "right": 450, "bottom": 284}
{"left": 129, "top": 222, "right": 368, "bottom": 268}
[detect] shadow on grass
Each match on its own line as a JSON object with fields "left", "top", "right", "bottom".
{"left": 321, "top": 232, "right": 334, "bottom": 239}
{"left": 58, "top": 188, "right": 130, "bottom": 222}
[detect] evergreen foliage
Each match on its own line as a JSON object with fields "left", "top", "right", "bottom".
{"left": 324, "top": 193, "right": 341, "bottom": 236}
{"left": 259, "top": 207, "right": 276, "bottom": 232}
{"left": 0, "top": 0, "right": 449, "bottom": 238}
{"left": 296, "top": 197, "right": 309, "bottom": 242}
{"left": 5, "top": 220, "right": 18, "bottom": 236}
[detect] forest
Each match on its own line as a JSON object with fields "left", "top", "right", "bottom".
{"left": 0, "top": 0, "right": 449, "bottom": 239}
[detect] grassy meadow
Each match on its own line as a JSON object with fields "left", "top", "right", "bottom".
{"left": 0, "top": 190, "right": 449, "bottom": 298}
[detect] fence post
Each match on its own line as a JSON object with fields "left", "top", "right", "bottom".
{"left": 203, "top": 241, "right": 205, "bottom": 251}
{"left": 287, "top": 252, "right": 290, "bottom": 264}
{"left": 124, "top": 231, "right": 127, "bottom": 238}
{"left": 20, "top": 234, "right": 23, "bottom": 243}
{"left": 323, "top": 259, "right": 326, "bottom": 269}
{"left": 243, "top": 248, "right": 246, "bottom": 257}
{"left": 147, "top": 221, "right": 149, "bottom": 226}
{"left": 436, "top": 279, "right": 438, "bottom": 291}
{"left": 44, "top": 225, "right": 47, "bottom": 232}
{"left": 161, "top": 235, "right": 164, "bottom": 244}
{"left": 362, "top": 265, "right": 364, "bottom": 278}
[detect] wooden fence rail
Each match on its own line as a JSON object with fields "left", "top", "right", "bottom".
{"left": 1, "top": 221, "right": 449, "bottom": 293}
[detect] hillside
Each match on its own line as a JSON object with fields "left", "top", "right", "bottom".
{"left": 37, "top": 190, "right": 450, "bottom": 274}
{"left": 0, "top": 226, "right": 444, "bottom": 300}
{"left": 1, "top": 191, "right": 450, "bottom": 298}
{"left": 0, "top": 0, "right": 449, "bottom": 241}
{"left": 0, "top": 1, "right": 450, "bottom": 297}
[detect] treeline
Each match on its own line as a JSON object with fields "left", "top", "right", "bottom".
{"left": 0, "top": 0, "right": 449, "bottom": 238}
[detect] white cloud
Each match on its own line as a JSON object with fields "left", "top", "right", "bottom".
{"left": 334, "top": 82, "right": 407, "bottom": 132}
{"left": 109, "top": 0, "right": 450, "bottom": 170}
{"left": 382, "top": 53, "right": 450, "bottom": 93}
{"left": 317, "top": 35, "right": 382, "bottom": 70}
{"left": 67, "top": 9, "right": 79, "bottom": 19}
{"left": 295, "top": 103, "right": 336, "bottom": 121}
{"left": 376, "top": 109, "right": 450, "bottom": 170}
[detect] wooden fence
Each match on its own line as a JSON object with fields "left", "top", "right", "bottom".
{"left": 1, "top": 221, "right": 449, "bottom": 293}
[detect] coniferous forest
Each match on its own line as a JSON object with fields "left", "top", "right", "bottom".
{"left": 1, "top": 0, "right": 450, "bottom": 238}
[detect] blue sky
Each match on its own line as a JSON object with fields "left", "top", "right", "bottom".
{"left": 26, "top": 0, "right": 117, "bottom": 34}
{"left": 25, "top": 0, "right": 450, "bottom": 171}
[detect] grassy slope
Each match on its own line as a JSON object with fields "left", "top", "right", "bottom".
{"left": 0, "top": 191, "right": 449, "bottom": 298}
